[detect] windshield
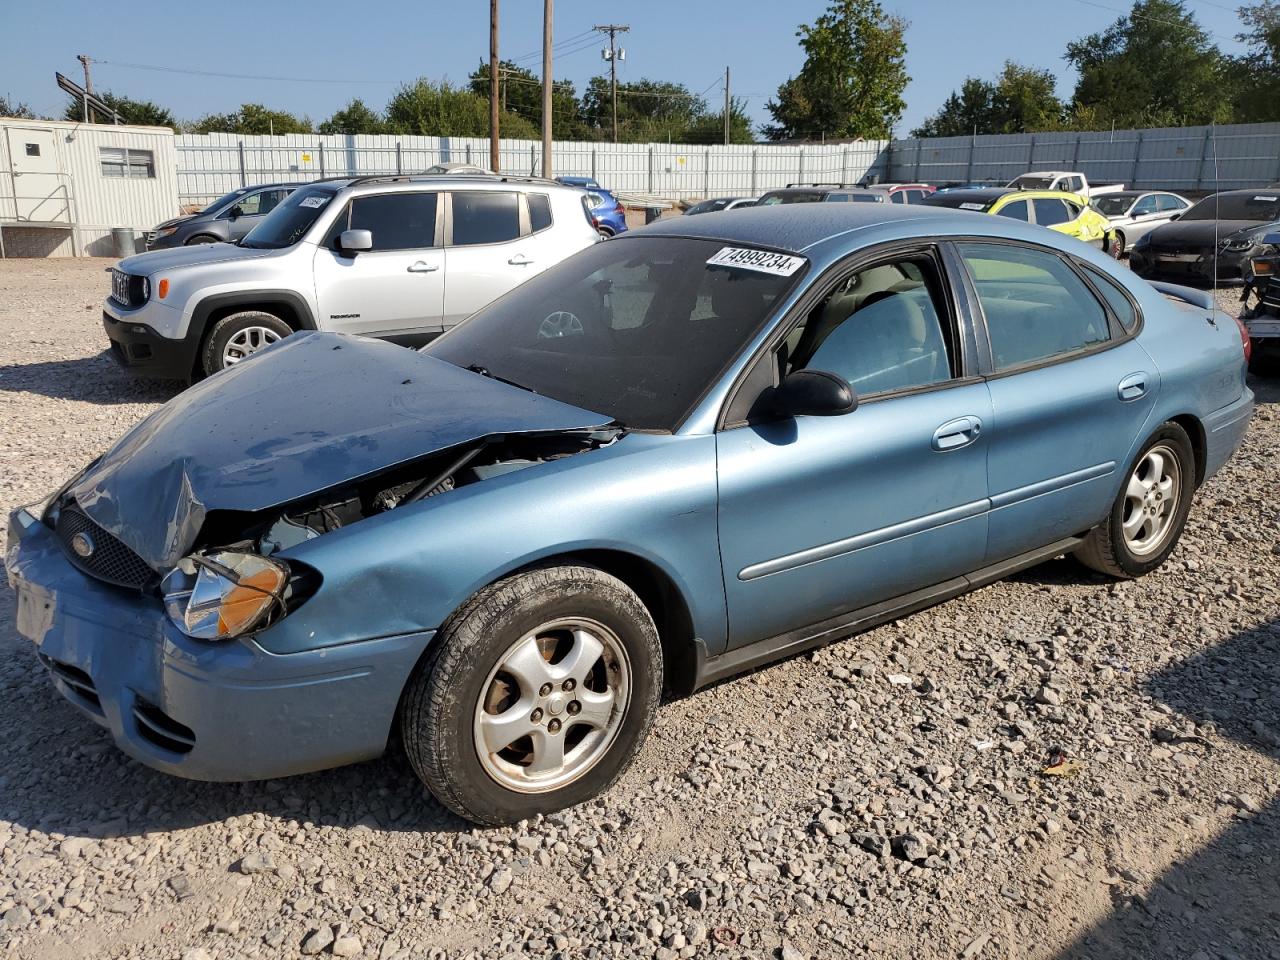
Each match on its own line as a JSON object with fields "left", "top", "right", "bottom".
{"left": 1093, "top": 195, "right": 1136, "bottom": 217}
{"left": 199, "top": 189, "right": 249, "bottom": 215}
{"left": 758, "top": 192, "right": 822, "bottom": 205}
{"left": 1181, "top": 192, "right": 1280, "bottom": 222}
{"left": 686, "top": 199, "right": 729, "bottom": 215}
{"left": 1010, "top": 175, "right": 1055, "bottom": 190}
{"left": 240, "top": 186, "right": 338, "bottom": 249}
{"left": 922, "top": 192, "right": 999, "bottom": 211}
{"left": 424, "top": 237, "right": 805, "bottom": 431}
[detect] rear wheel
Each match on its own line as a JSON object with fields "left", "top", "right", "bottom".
{"left": 399, "top": 564, "right": 662, "bottom": 825}
{"left": 200, "top": 310, "right": 292, "bottom": 375}
{"left": 1074, "top": 423, "right": 1195, "bottom": 578}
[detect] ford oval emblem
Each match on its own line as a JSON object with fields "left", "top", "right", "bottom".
{"left": 71, "top": 532, "right": 95, "bottom": 558}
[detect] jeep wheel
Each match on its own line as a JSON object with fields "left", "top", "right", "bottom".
{"left": 201, "top": 311, "right": 292, "bottom": 375}
{"left": 399, "top": 564, "right": 662, "bottom": 826}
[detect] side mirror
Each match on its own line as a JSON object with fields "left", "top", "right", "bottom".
{"left": 1169, "top": 213, "right": 1181, "bottom": 221}
{"left": 227, "top": 204, "right": 244, "bottom": 220}
{"left": 339, "top": 229, "right": 373, "bottom": 254}
{"left": 774, "top": 369, "right": 857, "bottom": 418}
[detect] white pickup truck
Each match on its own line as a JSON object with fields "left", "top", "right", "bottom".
{"left": 1006, "top": 171, "right": 1126, "bottom": 199}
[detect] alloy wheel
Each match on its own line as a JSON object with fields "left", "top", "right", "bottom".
{"left": 222, "top": 326, "right": 283, "bottom": 366}
{"left": 1122, "top": 443, "right": 1181, "bottom": 556}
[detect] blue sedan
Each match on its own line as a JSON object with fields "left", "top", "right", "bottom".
{"left": 6, "top": 204, "right": 1253, "bottom": 825}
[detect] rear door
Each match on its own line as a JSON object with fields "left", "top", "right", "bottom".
{"left": 443, "top": 190, "right": 541, "bottom": 328}
{"left": 312, "top": 191, "right": 444, "bottom": 336}
{"left": 955, "top": 241, "right": 1157, "bottom": 562}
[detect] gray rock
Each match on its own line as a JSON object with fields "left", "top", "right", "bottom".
{"left": 301, "top": 926, "right": 336, "bottom": 955}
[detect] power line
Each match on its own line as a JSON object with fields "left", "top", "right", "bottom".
{"left": 509, "top": 29, "right": 595, "bottom": 64}
{"left": 96, "top": 58, "right": 401, "bottom": 85}
{"left": 1062, "top": 0, "right": 1239, "bottom": 43}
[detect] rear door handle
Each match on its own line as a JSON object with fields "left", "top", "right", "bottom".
{"left": 508, "top": 254, "right": 534, "bottom": 266}
{"left": 932, "top": 416, "right": 983, "bottom": 452}
{"left": 407, "top": 261, "right": 439, "bottom": 273}
{"left": 1118, "top": 372, "right": 1148, "bottom": 401}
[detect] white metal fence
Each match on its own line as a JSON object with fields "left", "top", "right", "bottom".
{"left": 175, "top": 133, "right": 890, "bottom": 206}
{"left": 887, "top": 123, "right": 1280, "bottom": 192}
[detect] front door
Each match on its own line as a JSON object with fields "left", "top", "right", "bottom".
{"left": 313, "top": 191, "right": 444, "bottom": 336}
{"left": 954, "top": 241, "right": 1158, "bottom": 562}
{"left": 716, "top": 247, "right": 992, "bottom": 649}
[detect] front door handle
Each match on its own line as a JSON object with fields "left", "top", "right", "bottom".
{"left": 407, "top": 261, "right": 439, "bottom": 273}
{"left": 1117, "top": 372, "right": 1148, "bottom": 401}
{"left": 508, "top": 254, "right": 534, "bottom": 266}
{"left": 932, "top": 416, "right": 983, "bottom": 452}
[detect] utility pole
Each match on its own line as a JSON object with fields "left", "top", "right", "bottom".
{"left": 489, "top": 0, "right": 500, "bottom": 173}
{"left": 593, "top": 24, "right": 629, "bottom": 143}
{"left": 723, "top": 66, "right": 730, "bottom": 146}
{"left": 541, "top": 0, "right": 553, "bottom": 177}
{"left": 77, "top": 54, "right": 93, "bottom": 123}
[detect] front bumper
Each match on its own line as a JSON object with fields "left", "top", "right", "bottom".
{"left": 6, "top": 509, "right": 433, "bottom": 782}
{"left": 1130, "top": 247, "right": 1253, "bottom": 285}
{"left": 102, "top": 306, "right": 197, "bottom": 380}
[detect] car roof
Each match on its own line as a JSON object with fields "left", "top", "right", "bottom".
{"left": 318, "top": 174, "right": 576, "bottom": 196}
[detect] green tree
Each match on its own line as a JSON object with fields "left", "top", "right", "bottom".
{"left": 764, "top": 0, "right": 909, "bottom": 141}
{"left": 318, "top": 99, "right": 386, "bottom": 135}
{"left": 62, "top": 91, "right": 177, "bottom": 130}
{"left": 191, "top": 103, "right": 313, "bottom": 135}
{"left": 1064, "top": 0, "right": 1232, "bottom": 127}
{"left": 468, "top": 60, "right": 584, "bottom": 139}
{"left": 385, "top": 79, "right": 538, "bottom": 139}
{"left": 1231, "top": 1, "right": 1280, "bottom": 121}
{"left": 915, "top": 63, "right": 1063, "bottom": 137}
{"left": 682, "top": 98, "right": 756, "bottom": 145}
{"left": 579, "top": 77, "right": 709, "bottom": 142}
{"left": 1, "top": 96, "right": 40, "bottom": 119}
{"left": 911, "top": 79, "right": 998, "bottom": 138}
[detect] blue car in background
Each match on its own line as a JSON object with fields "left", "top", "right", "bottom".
{"left": 7, "top": 203, "right": 1252, "bottom": 826}
{"left": 556, "top": 176, "right": 628, "bottom": 236}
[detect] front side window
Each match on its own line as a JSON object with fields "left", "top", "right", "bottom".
{"left": 782, "top": 254, "right": 954, "bottom": 397}
{"left": 997, "top": 199, "right": 1030, "bottom": 221}
{"left": 959, "top": 242, "right": 1111, "bottom": 371}
{"left": 1032, "top": 198, "right": 1070, "bottom": 226}
{"left": 890, "top": 191, "right": 905, "bottom": 204}
{"left": 424, "top": 237, "right": 801, "bottom": 430}
{"left": 228, "top": 189, "right": 286, "bottom": 217}
{"left": 1131, "top": 196, "right": 1159, "bottom": 217}
{"left": 99, "top": 147, "right": 154, "bottom": 178}
{"left": 348, "top": 193, "right": 438, "bottom": 251}
{"left": 452, "top": 191, "right": 520, "bottom": 245}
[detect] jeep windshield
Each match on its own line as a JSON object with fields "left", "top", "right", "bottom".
{"left": 424, "top": 237, "right": 805, "bottom": 431}
{"left": 239, "top": 186, "right": 338, "bottom": 249}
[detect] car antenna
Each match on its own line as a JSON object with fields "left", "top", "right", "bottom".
{"left": 1212, "top": 121, "right": 1220, "bottom": 301}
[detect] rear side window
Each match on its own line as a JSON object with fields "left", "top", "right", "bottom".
{"left": 1032, "top": 198, "right": 1070, "bottom": 226}
{"left": 1156, "top": 194, "right": 1186, "bottom": 212}
{"left": 958, "top": 242, "right": 1111, "bottom": 371}
{"left": 453, "top": 191, "right": 520, "bottom": 245}
{"left": 997, "top": 199, "right": 1030, "bottom": 221}
{"left": 529, "top": 193, "right": 553, "bottom": 232}
{"left": 349, "top": 193, "right": 438, "bottom": 251}
{"left": 1084, "top": 266, "right": 1139, "bottom": 333}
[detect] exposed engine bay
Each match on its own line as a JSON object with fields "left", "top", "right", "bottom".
{"left": 196, "top": 429, "right": 622, "bottom": 560}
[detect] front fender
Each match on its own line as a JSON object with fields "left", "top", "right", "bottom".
{"left": 259, "top": 432, "right": 726, "bottom": 658}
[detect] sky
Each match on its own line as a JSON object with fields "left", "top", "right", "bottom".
{"left": 0, "top": 0, "right": 1252, "bottom": 137}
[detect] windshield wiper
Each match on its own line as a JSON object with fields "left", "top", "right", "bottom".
{"left": 465, "top": 363, "right": 537, "bottom": 394}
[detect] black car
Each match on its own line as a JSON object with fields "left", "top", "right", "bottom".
{"left": 145, "top": 183, "right": 301, "bottom": 250}
{"left": 1129, "top": 189, "right": 1280, "bottom": 284}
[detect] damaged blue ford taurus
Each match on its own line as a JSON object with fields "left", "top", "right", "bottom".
{"left": 7, "top": 204, "right": 1253, "bottom": 825}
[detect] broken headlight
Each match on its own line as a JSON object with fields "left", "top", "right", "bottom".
{"left": 161, "top": 551, "right": 288, "bottom": 641}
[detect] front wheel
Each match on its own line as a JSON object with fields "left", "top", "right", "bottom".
{"left": 1109, "top": 232, "right": 1126, "bottom": 259}
{"left": 1074, "top": 423, "right": 1195, "bottom": 578}
{"left": 399, "top": 565, "right": 662, "bottom": 825}
{"left": 200, "top": 311, "right": 292, "bottom": 375}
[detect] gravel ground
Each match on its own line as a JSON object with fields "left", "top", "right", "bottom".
{"left": 0, "top": 258, "right": 1277, "bottom": 960}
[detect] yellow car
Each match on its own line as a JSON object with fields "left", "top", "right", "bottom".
{"left": 924, "top": 188, "right": 1117, "bottom": 254}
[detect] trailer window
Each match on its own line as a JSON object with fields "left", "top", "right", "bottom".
{"left": 100, "top": 147, "right": 155, "bottom": 179}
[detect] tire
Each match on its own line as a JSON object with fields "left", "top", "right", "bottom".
{"left": 597, "top": 226, "right": 615, "bottom": 239}
{"left": 1074, "top": 422, "right": 1196, "bottom": 578}
{"left": 399, "top": 564, "right": 662, "bottom": 826}
{"left": 1110, "top": 232, "right": 1126, "bottom": 259}
{"left": 200, "top": 310, "right": 292, "bottom": 375}
{"left": 185, "top": 235, "right": 219, "bottom": 245}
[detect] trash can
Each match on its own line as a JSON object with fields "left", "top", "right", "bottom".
{"left": 111, "top": 227, "right": 137, "bottom": 258}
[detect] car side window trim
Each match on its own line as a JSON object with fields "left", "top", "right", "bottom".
{"left": 717, "top": 240, "right": 977, "bottom": 431}
{"left": 949, "top": 235, "right": 1138, "bottom": 380}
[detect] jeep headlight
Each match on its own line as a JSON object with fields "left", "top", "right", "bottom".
{"left": 162, "top": 551, "right": 288, "bottom": 641}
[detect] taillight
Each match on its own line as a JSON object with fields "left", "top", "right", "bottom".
{"left": 591, "top": 217, "right": 600, "bottom": 229}
{"left": 1234, "top": 315, "right": 1252, "bottom": 363}
{"left": 614, "top": 202, "right": 625, "bottom": 215}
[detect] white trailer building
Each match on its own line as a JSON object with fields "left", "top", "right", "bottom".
{"left": 0, "top": 117, "right": 179, "bottom": 257}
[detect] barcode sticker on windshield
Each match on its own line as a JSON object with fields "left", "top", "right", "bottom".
{"left": 299, "top": 195, "right": 329, "bottom": 209}
{"left": 959, "top": 202, "right": 986, "bottom": 210}
{"left": 707, "top": 247, "right": 805, "bottom": 276}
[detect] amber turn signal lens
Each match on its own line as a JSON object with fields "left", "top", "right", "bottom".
{"left": 158, "top": 278, "right": 170, "bottom": 299}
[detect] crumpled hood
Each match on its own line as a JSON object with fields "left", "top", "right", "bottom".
{"left": 67, "top": 332, "right": 613, "bottom": 571}
{"left": 1146, "top": 219, "right": 1271, "bottom": 249}
{"left": 118, "top": 241, "right": 278, "bottom": 275}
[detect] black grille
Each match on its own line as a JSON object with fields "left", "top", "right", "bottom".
{"left": 55, "top": 504, "right": 156, "bottom": 590}
{"left": 39, "top": 654, "right": 103, "bottom": 713}
{"left": 110, "top": 269, "right": 146, "bottom": 308}
{"left": 132, "top": 699, "right": 196, "bottom": 754}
